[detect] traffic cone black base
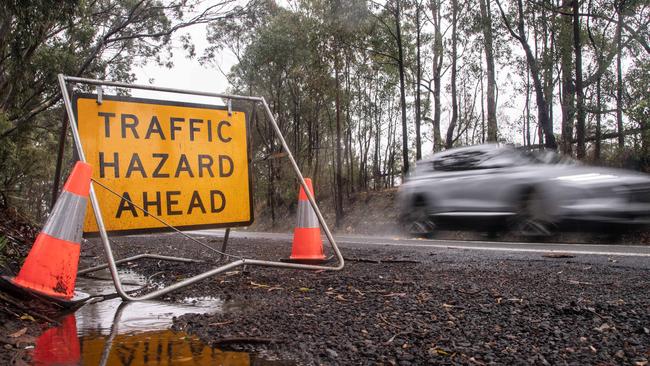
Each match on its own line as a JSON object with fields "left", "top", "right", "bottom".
{"left": 0, "top": 275, "right": 90, "bottom": 309}
{"left": 280, "top": 257, "right": 333, "bottom": 265}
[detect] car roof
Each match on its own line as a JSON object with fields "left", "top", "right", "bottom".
{"left": 422, "top": 144, "right": 505, "bottom": 162}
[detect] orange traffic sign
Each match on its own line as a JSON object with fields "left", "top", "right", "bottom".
{"left": 74, "top": 94, "right": 252, "bottom": 234}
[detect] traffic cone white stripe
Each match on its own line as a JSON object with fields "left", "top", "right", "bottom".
{"left": 296, "top": 200, "right": 319, "bottom": 228}
{"left": 42, "top": 190, "right": 88, "bottom": 244}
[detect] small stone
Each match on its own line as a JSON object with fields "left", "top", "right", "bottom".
{"left": 594, "top": 323, "right": 611, "bottom": 333}
{"left": 615, "top": 350, "right": 625, "bottom": 358}
{"left": 326, "top": 348, "right": 338, "bottom": 358}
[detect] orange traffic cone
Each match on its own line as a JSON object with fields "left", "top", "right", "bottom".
{"left": 4, "top": 161, "right": 91, "bottom": 302}
{"left": 32, "top": 314, "right": 80, "bottom": 365}
{"left": 289, "top": 178, "right": 326, "bottom": 262}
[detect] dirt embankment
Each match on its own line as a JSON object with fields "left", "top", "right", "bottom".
{"left": 249, "top": 188, "right": 402, "bottom": 236}
{"left": 0, "top": 206, "right": 56, "bottom": 366}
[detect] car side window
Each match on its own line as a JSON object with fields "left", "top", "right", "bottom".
{"left": 479, "top": 151, "right": 518, "bottom": 169}
{"left": 432, "top": 149, "right": 520, "bottom": 171}
{"left": 433, "top": 150, "right": 489, "bottom": 171}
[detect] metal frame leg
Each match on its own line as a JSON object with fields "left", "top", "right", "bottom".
{"left": 79, "top": 254, "right": 203, "bottom": 275}
{"left": 219, "top": 228, "right": 230, "bottom": 262}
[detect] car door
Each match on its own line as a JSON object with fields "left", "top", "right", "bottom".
{"left": 431, "top": 148, "right": 522, "bottom": 216}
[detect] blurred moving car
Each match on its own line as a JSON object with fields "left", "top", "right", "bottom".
{"left": 397, "top": 144, "right": 650, "bottom": 237}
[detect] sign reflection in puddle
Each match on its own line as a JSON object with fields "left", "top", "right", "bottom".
{"left": 81, "top": 329, "right": 251, "bottom": 365}
{"left": 31, "top": 271, "right": 291, "bottom": 365}
{"left": 33, "top": 313, "right": 249, "bottom": 365}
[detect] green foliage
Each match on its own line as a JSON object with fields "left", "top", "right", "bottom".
{"left": 626, "top": 58, "right": 650, "bottom": 129}
{"left": 0, "top": 0, "right": 254, "bottom": 219}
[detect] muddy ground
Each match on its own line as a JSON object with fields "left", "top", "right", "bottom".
{"left": 69, "top": 233, "right": 650, "bottom": 365}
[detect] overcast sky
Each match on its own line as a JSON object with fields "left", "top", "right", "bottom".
{"left": 131, "top": 22, "right": 236, "bottom": 105}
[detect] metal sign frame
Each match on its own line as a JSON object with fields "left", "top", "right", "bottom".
{"left": 58, "top": 74, "right": 345, "bottom": 301}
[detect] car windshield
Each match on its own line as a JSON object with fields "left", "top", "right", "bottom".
{"left": 426, "top": 147, "right": 579, "bottom": 172}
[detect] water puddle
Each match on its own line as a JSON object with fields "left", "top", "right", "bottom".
{"left": 29, "top": 270, "right": 294, "bottom": 365}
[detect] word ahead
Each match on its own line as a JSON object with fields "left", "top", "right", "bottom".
{"left": 74, "top": 94, "right": 252, "bottom": 234}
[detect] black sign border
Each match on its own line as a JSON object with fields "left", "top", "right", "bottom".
{"left": 72, "top": 93, "right": 255, "bottom": 236}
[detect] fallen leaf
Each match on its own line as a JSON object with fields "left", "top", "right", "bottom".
{"left": 9, "top": 328, "right": 27, "bottom": 338}
{"left": 382, "top": 292, "right": 406, "bottom": 297}
{"left": 594, "top": 323, "right": 612, "bottom": 333}
{"left": 20, "top": 314, "right": 35, "bottom": 322}
{"left": 436, "top": 348, "right": 450, "bottom": 356}
{"left": 352, "top": 288, "right": 365, "bottom": 296}
{"left": 569, "top": 280, "right": 594, "bottom": 285}
{"left": 543, "top": 253, "right": 575, "bottom": 258}
{"left": 299, "top": 287, "right": 311, "bottom": 292}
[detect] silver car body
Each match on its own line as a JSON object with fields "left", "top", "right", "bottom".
{"left": 397, "top": 144, "right": 650, "bottom": 230}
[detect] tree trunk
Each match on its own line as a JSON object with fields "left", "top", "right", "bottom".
{"left": 616, "top": 11, "right": 624, "bottom": 149}
{"left": 480, "top": 71, "right": 486, "bottom": 143}
{"left": 573, "top": 0, "right": 586, "bottom": 159}
{"left": 595, "top": 78, "right": 602, "bottom": 160}
{"left": 415, "top": 1, "right": 423, "bottom": 160}
{"left": 479, "top": 0, "right": 498, "bottom": 142}
{"left": 335, "top": 52, "right": 344, "bottom": 227}
{"left": 525, "top": 62, "right": 531, "bottom": 146}
{"left": 430, "top": 0, "right": 443, "bottom": 152}
{"left": 446, "top": 0, "right": 459, "bottom": 149}
{"left": 559, "top": 0, "right": 575, "bottom": 154}
{"left": 496, "top": 0, "right": 557, "bottom": 149}
{"left": 395, "top": 0, "right": 410, "bottom": 174}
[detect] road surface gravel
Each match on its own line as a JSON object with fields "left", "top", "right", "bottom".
{"left": 76, "top": 233, "right": 650, "bottom": 365}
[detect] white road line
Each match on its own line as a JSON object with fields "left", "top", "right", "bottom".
{"left": 372, "top": 237, "right": 650, "bottom": 249}
{"left": 190, "top": 230, "right": 650, "bottom": 257}
{"left": 338, "top": 240, "right": 650, "bottom": 257}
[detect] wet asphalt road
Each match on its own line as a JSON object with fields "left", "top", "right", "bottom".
{"left": 80, "top": 230, "right": 650, "bottom": 364}
{"left": 189, "top": 229, "right": 650, "bottom": 270}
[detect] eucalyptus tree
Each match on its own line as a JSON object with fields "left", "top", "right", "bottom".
{"left": 478, "top": 0, "right": 498, "bottom": 142}
{"left": 0, "top": 0, "right": 254, "bottom": 214}
{"left": 0, "top": 0, "right": 255, "bottom": 140}
{"left": 495, "top": 0, "right": 558, "bottom": 149}
{"left": 428, "top": 0, "right": 444, "bottom": 152}
{"left": 445, "top": 0, "right": 460, "bottom": 148}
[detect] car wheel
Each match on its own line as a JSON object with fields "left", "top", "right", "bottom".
{"left": 511, "top": 189, "right": 554, "bottom": 238}
{"left": 402, "top": 202, "right": 436, "bottom": 238}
